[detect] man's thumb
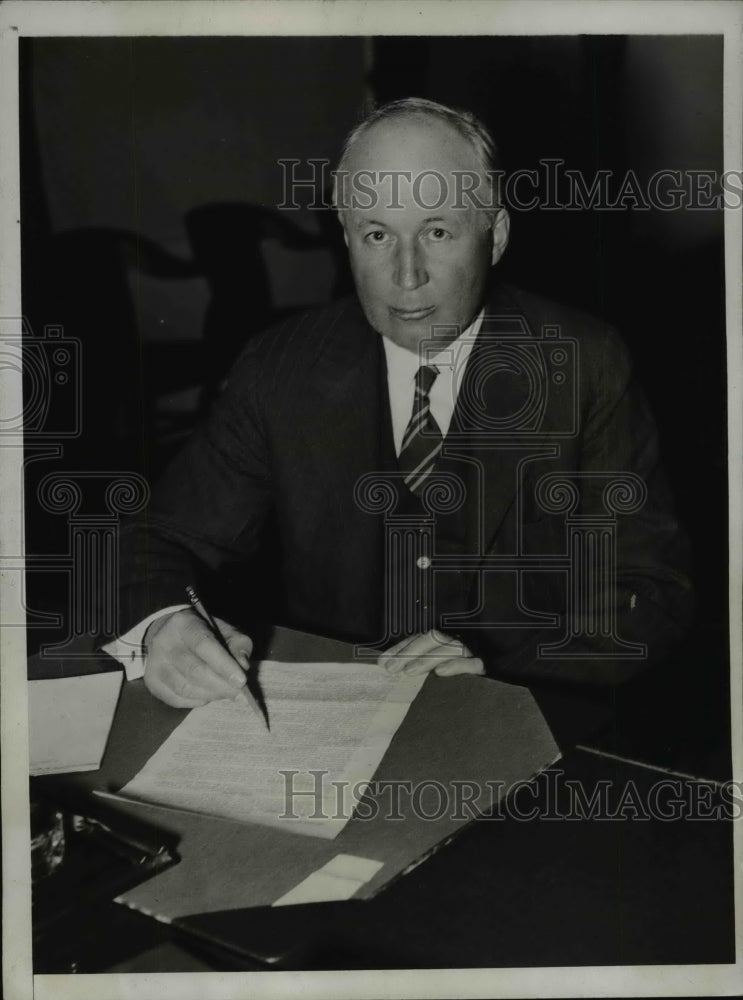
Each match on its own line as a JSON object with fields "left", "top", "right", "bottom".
{"left": 218, "top": 623, "right": 253, "bottom": 667}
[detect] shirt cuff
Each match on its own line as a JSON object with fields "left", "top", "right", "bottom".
{"left": 102, "top": 605, "right": 188, "bottom": 680}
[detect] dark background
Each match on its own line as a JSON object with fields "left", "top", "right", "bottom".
{"left": 20, "top": 35, "right": 729, "bottom": 774}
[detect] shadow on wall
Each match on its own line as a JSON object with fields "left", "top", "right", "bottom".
{"left": 37, "top": 204, "right": 349, "bottom": 474}
{"left": 185, "top": 202, "right": 351, "bottom": 411}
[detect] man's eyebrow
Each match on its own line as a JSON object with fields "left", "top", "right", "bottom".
{"left": 352, "top": 215, "right": 456, "bottom": 230}
{"left": 352, "top": 217, "right": 388, "bottom": 230}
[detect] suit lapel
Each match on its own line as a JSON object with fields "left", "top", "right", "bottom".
{"left": 294, "top": 300, "right": 387, "bottom": 633}
{"left": 299, "top": 299, "right": 384, "bottom": 499}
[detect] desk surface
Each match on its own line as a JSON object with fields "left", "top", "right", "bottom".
{"left": 30, "top": 630, "right": 735, "bottom": 973}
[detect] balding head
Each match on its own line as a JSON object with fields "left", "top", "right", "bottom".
{"left": 334, "top": 97, "right": 502, "bottom": 215}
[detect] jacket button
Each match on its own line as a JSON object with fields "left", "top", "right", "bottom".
{"left": 416, "top": 555, "right": 431, "bottom": 570}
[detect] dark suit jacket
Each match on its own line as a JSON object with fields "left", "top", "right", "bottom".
{"left": 115, "top": 281, "right": 693, "bottom": 687}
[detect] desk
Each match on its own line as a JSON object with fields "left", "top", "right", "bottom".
{"left": 30, "top": 629, "right": 735, "bottom": 972}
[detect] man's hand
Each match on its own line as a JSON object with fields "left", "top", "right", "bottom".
{"left": 143, "top": 608, "right": 253, "bottom": 708}
{"left": 377, "top": 630, "right": 485, "bottom": 677}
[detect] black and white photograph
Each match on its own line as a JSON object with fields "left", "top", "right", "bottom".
{"left": 1, "top": 2, "right": 741, "bottom": 998}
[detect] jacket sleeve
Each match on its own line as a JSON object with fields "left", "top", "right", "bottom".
{"left": 104, "top": 336, "right": 275, "bottom": 643}
{"left": 465, "top": 324, "right": 694, "bottom": 688}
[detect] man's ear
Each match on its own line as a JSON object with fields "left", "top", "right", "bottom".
{"left": 489, "top": 207, "right": 510, "bottom": 266}
{"left": 336, "top": 209, "right": 349, "bottom": 247}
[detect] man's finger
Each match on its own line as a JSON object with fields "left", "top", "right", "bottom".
{"left": 376, "top": 634, "right": 420, "bottom": 668}
{"left": 160, "top": 658, "right": 225, "bottom": 698}
{"left": 175, "top": 652, "right": 244, "bottom": 700}
{"left": 144, "top": 668, "right": 212, "bottom": 709}
{"left": 224, "top": 637, "right": 253, "bottom": 671}
{"left": 184, "top": 624, "right": 248, "bottom": 688}
{"left": 398, "top": 654, "right": 466, "bottom": 677}
{"left": 379, "top": 631, "right": 458, "bottom": 671}
{"left": 149, "top": 689, "right": 209, "bottom": 709}
{"left": 215, "top": 617, "right": 254, "bottom": 664}
{"left": 434, "top": 658, "right": 485, "bottom": 677}
{"left": 383, "top": 637, "right": 464, "bottom": 673}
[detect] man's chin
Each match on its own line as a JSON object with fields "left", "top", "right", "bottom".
{"left": 379, "top": 324, "right": 433, "bottom": 355}
{"left": 380, "top": 317, "right": 467, "bottom": 355}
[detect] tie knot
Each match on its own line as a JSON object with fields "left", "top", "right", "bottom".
{"left": 415, "top": 365, "right": 439, "bottom": 397}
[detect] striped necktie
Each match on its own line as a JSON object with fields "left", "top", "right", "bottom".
{"left": 399, "top": 365, "right": 443, "bottom": 495}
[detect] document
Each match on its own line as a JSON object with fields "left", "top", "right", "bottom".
{"left": 117, "top": 661, "right": 426, "bottom": 838}
{"left": 272, "top": 854, "right": 385, "bottom": 906}
{"left": 29, "top": 671, "right": 123, "bottom": 775}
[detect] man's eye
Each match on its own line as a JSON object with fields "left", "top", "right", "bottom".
{"left": 365, "top": 231, "right": 390, "bottom": 245}
{"left": 428, "top": 228, "right": 450, "bottom": 241}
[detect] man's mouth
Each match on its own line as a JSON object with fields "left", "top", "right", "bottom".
{"left": 389, "top": 306, "right": 436, "bottom": 321}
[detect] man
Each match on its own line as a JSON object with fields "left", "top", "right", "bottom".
{"left": 105, "top": 97, "right": 692, "bottom": 708}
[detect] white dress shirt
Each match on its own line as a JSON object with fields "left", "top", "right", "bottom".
{"left": 103, "top": 605, "right": 186, "bottom": 680}
{"left": 106, "top": 309, "right": 484, "bottom": 679}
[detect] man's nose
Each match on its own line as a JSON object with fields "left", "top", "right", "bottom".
{"left": 393, "top": 243, "right": 429, "bottom": 290}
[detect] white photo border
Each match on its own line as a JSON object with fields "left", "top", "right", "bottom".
{"left": 1, "top": 3, "right": 741, "bottom": 999}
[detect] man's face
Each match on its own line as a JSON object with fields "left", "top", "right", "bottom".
{"left": 339, "top": 115, "right": 509, "bottom": 353}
